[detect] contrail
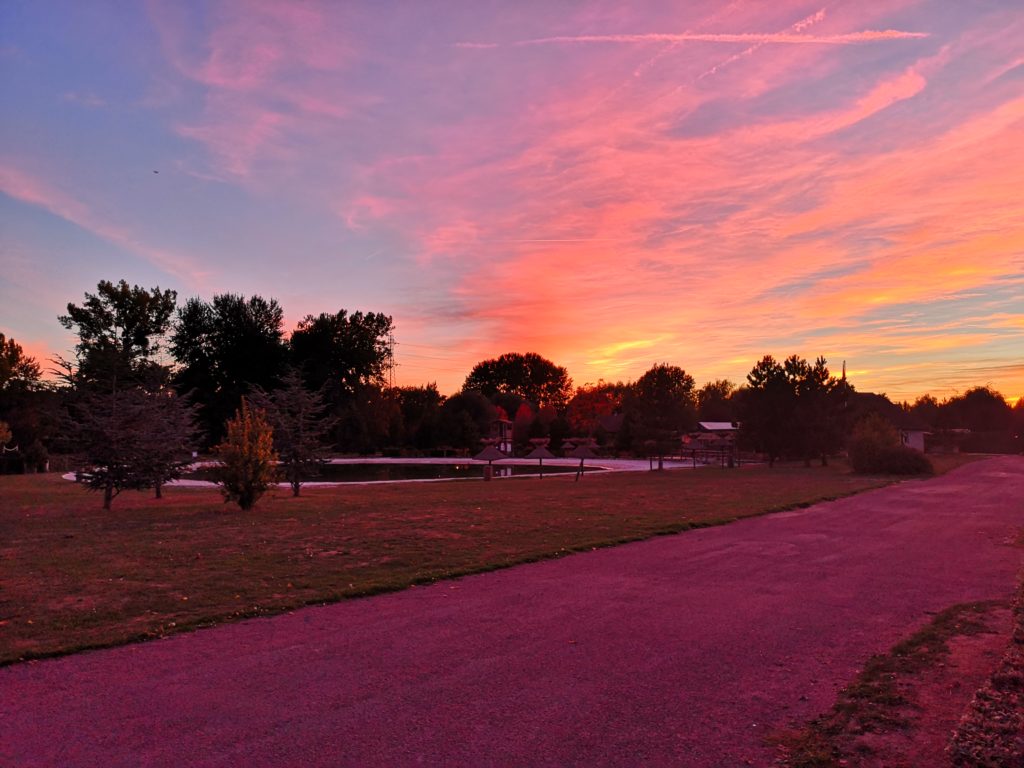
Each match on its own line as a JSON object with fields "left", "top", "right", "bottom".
{"left": 456, "top": 29, "right": 928, "bottom": 49}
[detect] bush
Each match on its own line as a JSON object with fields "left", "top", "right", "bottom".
{"left": 848, "top": 413, "right": 933, "bottom": 475}
{"left": 872, "top": 445, "right": 933, "bottom": 475}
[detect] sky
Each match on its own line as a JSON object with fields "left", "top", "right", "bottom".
{"left": 1, "top": 0, "right": 1022, "bottom": 403}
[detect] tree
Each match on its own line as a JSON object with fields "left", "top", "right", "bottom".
{"left": 940, "top": 387, "right": 1012, "bottom": 432}
{"left": 135, "top": 389, "right": 199, "bottom": 498}
{"left": 66, "top": 386, "right": 197, "bottom": 506}
{"left": 0, "top": 333, "right": 42, "bottom": 390}
{"left": 289, "top": 309, "right": 394, "bottom": 451}
{"left": 290, "top": 310, "right": 394, "bottom": 400}
{"left": 437, "top": 390, "right": 496, "bottom": 452}
{"left": 696, "top": 379, "right": 736, "bottom": 422}
{"left": 739, "top": 355, "right": 847, "bottom": 466}
{"left": 798, "top": 357, "right": 846, "bottom": 466}
{"left": 625, "top": 364, "right": 696, "bottom": 467}
{"left": 738, "top": 356, "right": 789, "bottom": 467}
{"left": 1011, "top": 397, "right": 1024, "bottom": 445}
{"left": 566, "top": 381, "right": 628, "bottom": 436}
{"left": 463, "top": 352, "right": 573, "bottom": 410}
{"left": 68, "top": 388, "right": 150, "bottom": 508}
{"left": 214, "top": 398, "right": 278, "bottom": 510}
{"left": 250, "top": 371, "right": 335, "bottom": 497}
{"left": 909, "top": 394, "right": 941, "bottom": 429}
{"left": 171, "top": 294, "right": 288, "bottom": 444}
{"left": 58, "top": 280, "right": 176, "bottom": 388}
{"left": 0, "top": 334, "right": 54, "bottom": 474}
{"left": 394, "top": 384, "right": 443, "bottom": 450}
{"left": 512, "top": 402, "right": 535, "bottom": 450}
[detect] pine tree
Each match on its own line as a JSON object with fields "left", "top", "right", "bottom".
{"left": 67, "top": 387, "right": 198, "bottom": 508}
{"left": 136, "top": 389, "right": 200, "bottom": 498}
{"left": 250, "top": 371, "right": 335, "bottom": 497}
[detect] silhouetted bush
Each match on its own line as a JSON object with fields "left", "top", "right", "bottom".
{"left": 848, "top": 413, "right": 933, "bottom": 475}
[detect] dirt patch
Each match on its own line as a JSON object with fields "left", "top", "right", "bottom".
{"left": 775, "top": 603, "right": 1014, "bottom": 767}
{"left": 948, "top": 588, "right": 1024, "bottom": 767}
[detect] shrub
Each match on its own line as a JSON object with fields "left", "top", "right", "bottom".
{"left": 873, "top": 445, "right": 933, "bottom": 475}
{"left": 214, "top": 398, "right": 278, "bottom": 510}
{"left": 849, "top": 414, "right": 933, "bottom": 475}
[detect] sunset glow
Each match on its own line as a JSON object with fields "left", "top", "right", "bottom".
{"left": 1, "top": 1, "right": 1021, "bottom": 400}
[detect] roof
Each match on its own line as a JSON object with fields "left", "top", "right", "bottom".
{"left": 473, "top": 446, "right": 508, "bottom": 462}
{"left": 524, "top": 446, "right": 555, "bottom": 460}
{"left": 698, "top": 421, "right": 738, "bottom": 432}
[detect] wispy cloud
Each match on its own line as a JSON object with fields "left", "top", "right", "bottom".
{"left": 0, "top": 163, "right": 212, "bottom": 288}
{"left": 61, "top": 91, "right": 107, "bottom": 108}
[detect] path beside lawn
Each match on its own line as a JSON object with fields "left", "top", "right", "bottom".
{"left": 3, "top": 456, "right": 1022, "bottom": 767}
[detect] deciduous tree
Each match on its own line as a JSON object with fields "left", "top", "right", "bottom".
{"left": 696, "top": 379, "right": 736, "bottom": 422}
{"left": 0, "top": 333, "right": 42, "bottom": 391}
{"left": 290, "top": 310, "right": 394, "bottom": 399}
{"left": 58, "top": 280, "right": 176, "bottom": 389}
{"left": 214, "top": 398, "right": 278, "bottom": 510}
{"left": 171, "top": 294, "right": 288, "bottom": 444}
{"left": 625, "top": 364, "right": 696, "bottom": 468}
{"left": 463, "top": 352, "right": 572, "bottom": 410}
{"left": 566, "top": 381, "right": 627, "bottom": 436}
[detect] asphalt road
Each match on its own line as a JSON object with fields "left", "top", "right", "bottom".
{"left": 4, "top": 456, "right": 1022, "bottom": 767}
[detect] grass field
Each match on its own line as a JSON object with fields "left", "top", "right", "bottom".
{"left": 0, "top": 457, "right": 977, "bottom": 665}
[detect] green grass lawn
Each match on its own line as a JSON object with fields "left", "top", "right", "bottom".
{"left": 0, "top": 457, "right": 976, "bottom": 665}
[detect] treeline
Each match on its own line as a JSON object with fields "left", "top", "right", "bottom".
{"left": 1, "top": 279, "right": 1022, "bottom": 490}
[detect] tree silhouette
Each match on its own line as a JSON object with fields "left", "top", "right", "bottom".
{"left": 58, "top": 280, "right": 176, "bottom": 389}
{"left": 463, "top": 352, "right": 572, "bottom": 410}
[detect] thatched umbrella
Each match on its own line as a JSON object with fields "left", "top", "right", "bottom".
{"left": 566, "top": 440, "right": 597, "bottom": 482}
{"left": 473, "top": 444, "right": 508, "bottom": 480}
{"left": 524, "top": 444, "right": 555, "bottom": 478}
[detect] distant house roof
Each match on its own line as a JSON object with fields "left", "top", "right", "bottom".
{"left": 698, "top": 421, "right": 738, "bottom": 432}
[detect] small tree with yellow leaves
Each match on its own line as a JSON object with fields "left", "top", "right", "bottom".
{"left": 214, "top": 398, "right": 278, "bottom": 510}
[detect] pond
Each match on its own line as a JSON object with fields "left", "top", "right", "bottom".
{"left": 183, "top": 462, "right": 602, "bottom": 484}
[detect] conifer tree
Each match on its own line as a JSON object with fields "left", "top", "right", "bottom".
{"left": 251, "top": 371, "right": 335, "bottom": 497}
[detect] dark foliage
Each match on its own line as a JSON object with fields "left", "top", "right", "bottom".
{"left": 438, "top": 390, "right": 496, "bottom": 451}
{"left": 463, "top": 352, "right": 572, "bottom": 410}
{"left": 250, "top": 371, "right": 335, "bottom": 497}
{"left": 392, "top": 384, "right": 444, "bottom": 451}
{"left": 739, "top": 355, "right": 848, "bottom": 466}
{"left": 68, "top": 387, "right": 197, "bottom": 508}
{"left": 58, "top": 280, "right": 176, "bottom": 389}
{"left": 290, "top": 310, "right": 393, "bottom": 399}
{"left": 171, "top": 294, "right": 288, "bottom": 445}
{"left": 624, "top": 364, "right": 696, "bottom": 463}
{"left": 848, "top": 414, "right": 933, "bottom": 475}
{"left": 696, "top": 379, "right": 736, "bottom": 422}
